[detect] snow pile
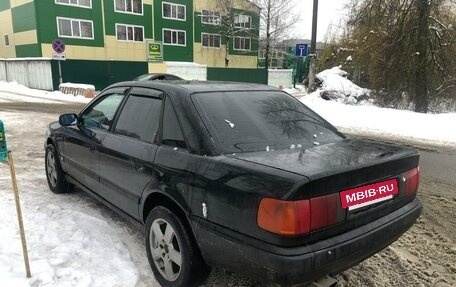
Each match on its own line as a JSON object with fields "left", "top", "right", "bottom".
{"left": 0, "top": 200, "right": 139, "bottom": 287}
{"left": 283, "top": 84, "right": 307, "bottom": 95}
{"left": 315, "top": 66, "right": 370, "bottom": 104}
{"left": 301, "top": 93, "right": 456, "bottom": 150}
{"left": 0, "top": 81, "right": 92, "bottom": 104}
{"left": 0, "top": 111, "right": 141, "bottom": 287}
{"left": 59, "top": 83, "right": 95, "bottom": 90}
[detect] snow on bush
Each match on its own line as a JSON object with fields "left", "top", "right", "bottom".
{"left": 316, "top": 66, "right": 370, "bottom": 104}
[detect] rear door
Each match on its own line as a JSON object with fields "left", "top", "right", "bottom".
{"left": 98, "top": 87, "right": 163, "bottom": 218}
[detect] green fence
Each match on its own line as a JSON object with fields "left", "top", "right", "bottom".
{"left": 51, "top": 60, "right": 148, "bottom": 91}
{"left": 207, "top": 68, "right": 268, "bottom": 84}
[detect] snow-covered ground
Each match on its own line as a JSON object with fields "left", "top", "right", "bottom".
{"left": 0, "top": 111, "right": 145, "bottom": 287}
{"left": 0, "top": 73, "right": 455, "bottom": 286}
{"left": 0, "top": 81, "right": 92, "bottom": 104}
{"left": 284, "top": 67, "right": 456, "bottom": 151}
{"left": 301, "top": 92, "right": 456, "bottom": 150}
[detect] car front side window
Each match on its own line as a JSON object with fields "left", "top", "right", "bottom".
{"left": 81, "top": 93, "right": 125, "bottom": 130}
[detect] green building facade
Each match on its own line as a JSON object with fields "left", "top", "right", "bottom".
{"left": 0, "top": 0, "right": 261, "bottom": 89}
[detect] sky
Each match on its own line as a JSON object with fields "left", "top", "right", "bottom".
{"left": 294, "top": 0, "right": 349, "bottom": 42}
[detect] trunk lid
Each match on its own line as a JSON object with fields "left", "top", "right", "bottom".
{"left": 228, "top": 138, "right": 419, "bottom": 199}
{"left": 229, "top": 138, "right": 420, "bottom": 243}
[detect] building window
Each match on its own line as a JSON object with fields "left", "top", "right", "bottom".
{"left": 202, "top": 33, "right": 221, "bottom": 48}
{"left": 163, "top": 29, "right": 185, "bottom": 46}
{"left": 234, "top": 14, "right": 251, "bottom": 29}
{"left": 201, "top": 10, "right": 220, "bottom": 25}
{"left": 57, "top": 17, "right": 94, "bottom": 39}
{"left": 3, "top": 35, "right": 9, "bottom": 47}
{"left": 55, "top": 0, "right": 92, "bottom": 8}
{"left": 234, "top": 37, "right": 251, "bottom": 51}
{"left": 115, "top": 0, "right": 143, "bottom": 14}
{"left": 258, "top": 50, "right": 265, "bottom": 59}
{"left": 162, "top": 2, "right": 185, "bottom": 20}
{"left": 116, "top": 24, "right": 144, "bottom": 42}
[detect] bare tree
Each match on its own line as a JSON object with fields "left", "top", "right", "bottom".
{"left": 209, "top": 0, "right": 260, "bottom": 67}
{"left": 252, "top": 0, "right": 300, "bottom": 70}
{"left": 415, "top": 0, "right": 432, "bottom": 113}
{"left": 321, "top": 0, "right": 456, "bottom": 112}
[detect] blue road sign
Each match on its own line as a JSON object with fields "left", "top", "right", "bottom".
{"left": 295, "top": 43, "right": 308, "bottom": 57}
{"left": 52, "top": 39, "right": 65, "bottom": 53}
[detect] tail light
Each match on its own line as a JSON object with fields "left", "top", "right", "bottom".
{"left": 404, "top": 167, "right": 420, "bottom": 195}
{"left": 310, "top": 194, "right": 345, "bottom": 231}
{"left": 257, "top": 194, "right": 344, "bottom": 236}
{"left": 257, "top": 198, "right": 310, "bottom": 235}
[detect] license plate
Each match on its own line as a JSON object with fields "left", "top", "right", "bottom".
{"left": 340, "top": 179, "right": 398, "bottom": 210}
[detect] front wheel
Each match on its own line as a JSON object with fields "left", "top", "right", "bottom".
{"left": 145, "top": 206, "right": 209, "bottom": 287}
{"left": 45, "top": 144, "right": 71, "bottom": 194}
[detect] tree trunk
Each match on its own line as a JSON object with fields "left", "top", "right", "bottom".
{"left": 264, "top": 0, "right": 271, "bottom": 70}
{"left": 308, "top": 55, "right": 316, "bottom": 92}
{"left": 414, "top": 0, "right": 431, "bottom": 113}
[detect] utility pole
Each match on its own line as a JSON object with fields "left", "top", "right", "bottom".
{"left": 307, "top": 0, "right": 318, "bottom": 93}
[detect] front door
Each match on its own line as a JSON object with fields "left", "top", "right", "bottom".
{"left": 62, "top": 90, "right": 126, "bottom": 193}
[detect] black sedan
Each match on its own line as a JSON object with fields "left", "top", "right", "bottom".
{"left": 44, "top": 81, "right": 422, "bottom": 287}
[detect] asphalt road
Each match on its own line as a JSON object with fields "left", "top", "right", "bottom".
{"left": 419, "top": 149, "right": 456, "bottom": 185}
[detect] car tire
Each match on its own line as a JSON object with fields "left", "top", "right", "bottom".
{"left": 45, "top": 144, "right": 71, "bottom": 194}
{"left": 145, "top": 206, "right": 209, "bottom": 287}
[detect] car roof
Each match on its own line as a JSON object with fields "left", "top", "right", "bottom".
{"left": 108, "top": 80, "right": 280, "bottom": 95}
{"left": 137, "top": 73, "right": 183, "bottom": 78}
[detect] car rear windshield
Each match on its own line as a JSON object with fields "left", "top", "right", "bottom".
{"left": 192, "top": 91, "right": 343, "bottom": 154}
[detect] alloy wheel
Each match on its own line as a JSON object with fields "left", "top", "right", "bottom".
{"left": 149, "top": 218, "right": 183, "bottom": 282}
{"left": 46, "top": 152, "right": 58, "bottom": 188}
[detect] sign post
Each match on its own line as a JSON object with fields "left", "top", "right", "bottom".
{"left": 52, "top": 39, "right": 66, "bottom": 85}
{"left": 0, "top": 120, "right": 31, "bottom": 278}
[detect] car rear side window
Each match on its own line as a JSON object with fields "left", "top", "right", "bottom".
{"left": 81, "top": 93, "right": 124, "bottom": 130}
{"left": 162, "top": 98, "right": 186, "bottom": 148}
{"left": 114, "top": 95, "right": 162, "bottom": 143}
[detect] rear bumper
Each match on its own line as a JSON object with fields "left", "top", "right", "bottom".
{"left": 192, "top": 197, "right": 422, "bottom": 286}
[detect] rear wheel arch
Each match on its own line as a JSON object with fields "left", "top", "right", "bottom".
{"left": 142, "top": 192, "right": 195, "bottom": 237}
{"left": 141, "top": 192, "right": 204, "bottom": 254}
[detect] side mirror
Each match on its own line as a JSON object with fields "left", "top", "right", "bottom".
{"left": 59, "top": 113, "right": 78, "bottom": 126}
